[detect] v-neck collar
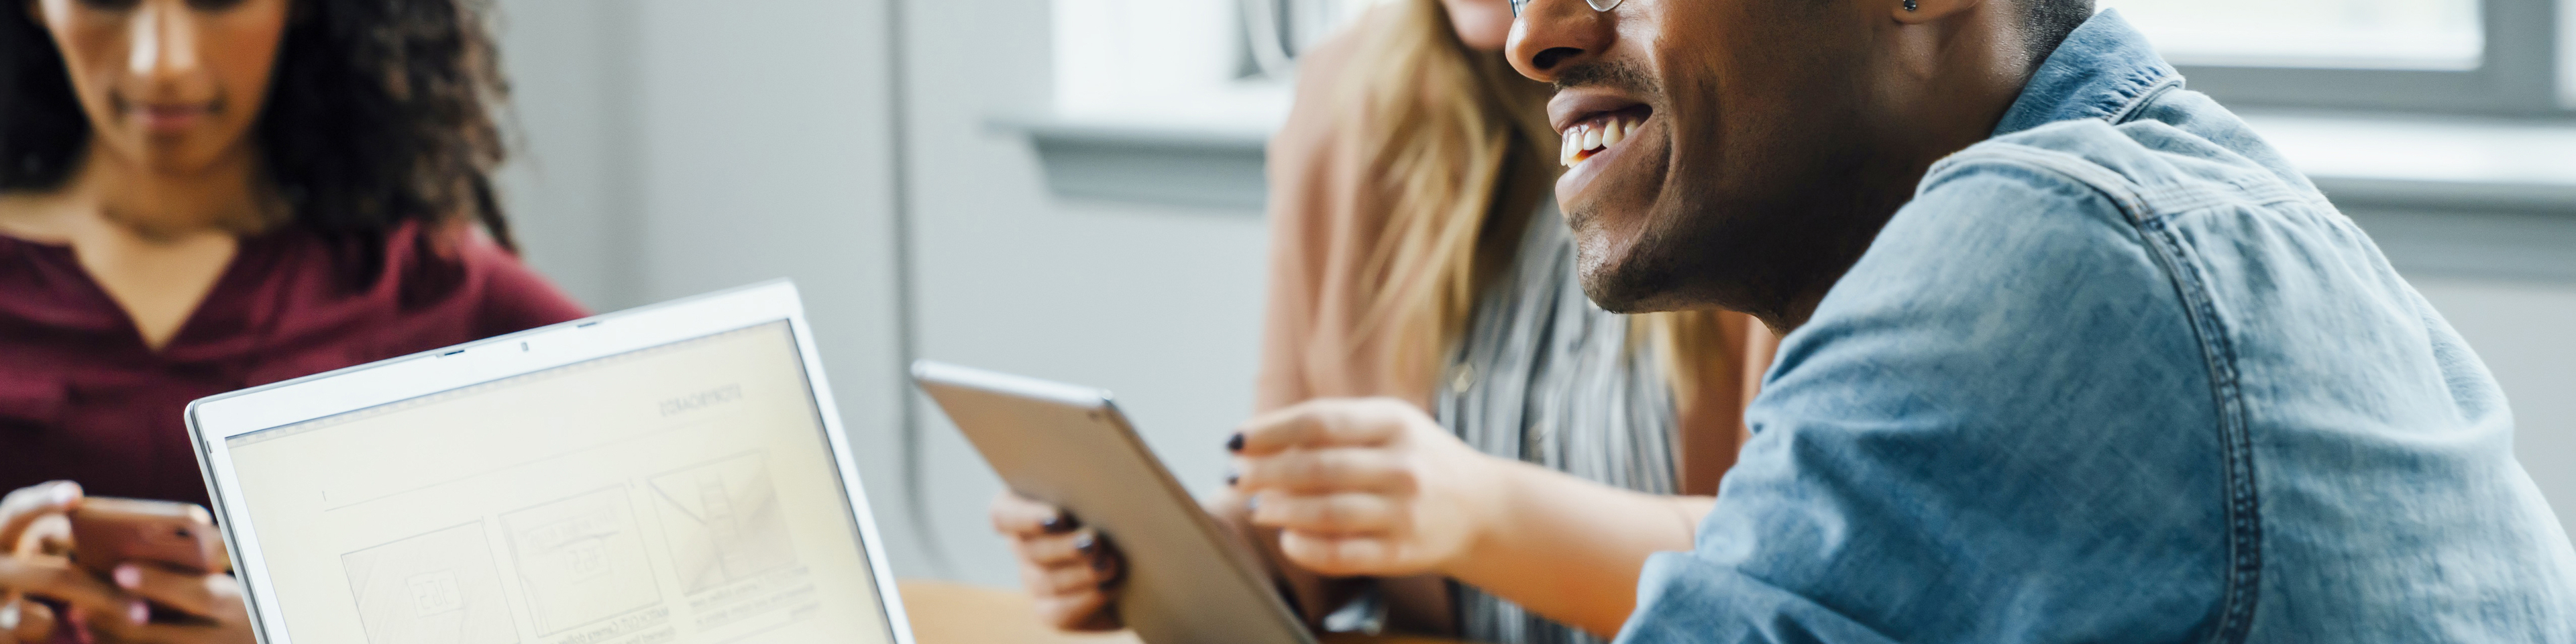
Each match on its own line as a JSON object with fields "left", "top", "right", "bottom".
{"left": 0, "top": 231, "right": 274, "bottom": 360}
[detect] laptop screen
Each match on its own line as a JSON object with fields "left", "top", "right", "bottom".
{"left": 220, "top": 320, "right": 896, "bottom": 644}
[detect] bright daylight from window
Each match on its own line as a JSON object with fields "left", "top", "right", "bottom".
{"left": 2097, "top": 0, "right": 2483, "bottom": 70}
{"left": 1050, "top": 0, "right": 1372, "bottom": 125}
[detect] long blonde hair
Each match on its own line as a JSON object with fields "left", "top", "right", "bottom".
{"left": 1336, "top": 0, "right": 1736, "bottom": 399}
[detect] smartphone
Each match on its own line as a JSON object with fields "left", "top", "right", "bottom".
{"left": 67, "top": 498, "right": 226, "bottom": 577}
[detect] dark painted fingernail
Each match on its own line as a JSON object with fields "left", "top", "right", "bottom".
{"left": 1226, "top": 466, "right": 1240, "bottom": 486}
{"left": 1073, "top": 532, "right": 1097, "bottom": 553}
{"left": 1091, "top": 552, "right": 1115, "bottom": 572}
{"left": 1041, "top": 511, "right": 1081, "bottom": 533}
{"left": 1226, "top": 432, "right": 1245, "bottom": 452}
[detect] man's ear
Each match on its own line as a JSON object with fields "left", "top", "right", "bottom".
{"left": 1893, "top": 0, "right": 1980, "bottom": 24}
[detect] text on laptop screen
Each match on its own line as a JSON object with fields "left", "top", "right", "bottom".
{"left": 222, "top": 321, "right": 894, "bottom": 644}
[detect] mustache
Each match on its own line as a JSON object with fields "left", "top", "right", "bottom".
{"left": 1552, "top": 59, "right": 1660, "bottom": 99}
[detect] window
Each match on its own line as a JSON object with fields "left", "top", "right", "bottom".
{"left": 1240, "top": 0, "right": 1377, "bottom": 78}
{"left": 1048, "top": 0, "right": 1296, "bottom": 127}
{"left": 1046, "top": 0, "right": 1371, "bottom": 129}
{"left": 1047, "top": 0, "right": 2571, "bottom": 124}
{"left": 2099, "top": 0, "right": 2481, "bottom": 70}
{"left": 2101, "top": 0, "right": 2565, "bottom": 115}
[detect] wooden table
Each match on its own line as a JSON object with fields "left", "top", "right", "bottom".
{"left": 897, "top": 580, "right": 1469, "bottom": 644}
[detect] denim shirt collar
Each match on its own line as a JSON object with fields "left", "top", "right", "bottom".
{"left": 1992, "top": 10, "right": 2182, "bottom": 137}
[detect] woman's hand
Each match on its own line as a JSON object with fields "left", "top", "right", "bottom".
{"left": 1228, "top": 397, "right": 1503, "bottom": 579}
{"left": 3, "top": 481, "right": 85, "bottom": 644}
{"left": 989, "top": 491, "right": 1123, "bottom": 632}
{"left": 0, "top": 482, "right": 254, "bottom": 644}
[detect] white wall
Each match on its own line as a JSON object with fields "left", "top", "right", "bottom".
{"left": 489, "top": 0, "right": 927, "bottom": 576}
{"left": 490, "top": 0, "right": 635, "bottom": 309}
{"left": 900, "top": 0, "right": 1274, "bottom": 586}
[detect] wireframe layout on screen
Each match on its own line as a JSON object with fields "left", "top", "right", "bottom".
{"left": 191, "top": 286, "right": 908, "bottom": 644}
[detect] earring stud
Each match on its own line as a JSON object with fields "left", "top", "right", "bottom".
{"left": 1903, "top": 0, "right": 1919, "bottom": 10}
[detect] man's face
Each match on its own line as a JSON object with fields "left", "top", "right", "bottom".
{"left": 1509, "top": 0, "right": 1902, "bottom": 317}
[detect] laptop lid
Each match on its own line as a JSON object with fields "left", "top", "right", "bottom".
{"left": 185, "top": 280, "right": 914, "bottom": 644}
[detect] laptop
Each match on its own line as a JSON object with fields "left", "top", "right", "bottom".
{"left": 185, "top": 280, "right": 915, "bottom": 644}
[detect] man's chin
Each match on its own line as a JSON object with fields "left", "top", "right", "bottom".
{"left": 1573, "top": 247, "right": 1689, "bottom": 314}
{"left": 1568, "top": 196, "right": 1775, "bottom": 318}
{"left": 1566, "top": 199, "right": 1678, "bottom": 313}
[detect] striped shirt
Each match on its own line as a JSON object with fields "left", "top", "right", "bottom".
{"left": 1432, "top": 203, "right": 1676, "bottom": 644}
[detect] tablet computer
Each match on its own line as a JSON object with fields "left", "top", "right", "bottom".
{"left": 912, "top": 362, "right": 1313, "bottom": 644}
{"left": 186, "top": 280, "right": 916, "bottom": 644}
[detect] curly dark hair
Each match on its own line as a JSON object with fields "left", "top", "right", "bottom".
{"left": 0, "top": 0, "right": 518, "bottom": 270}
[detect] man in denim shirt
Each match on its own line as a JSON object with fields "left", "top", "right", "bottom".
{"left": 1489, "top": 0, "right": 2576, "bottom": 639}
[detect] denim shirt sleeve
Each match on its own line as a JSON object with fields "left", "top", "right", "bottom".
{"left": 1616, "top": 167, "right": 2234, "bottom": 643}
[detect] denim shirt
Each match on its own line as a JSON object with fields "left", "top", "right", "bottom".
{"left": 1616, "top": 11, "right": 2576, "bottom": 643}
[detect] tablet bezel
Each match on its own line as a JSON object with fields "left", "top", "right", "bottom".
{"left": 912, "top": 361, "right": 1317, "bottom": 644}
{"left": 184, "top": 280, "right": 917, "bottom": 644}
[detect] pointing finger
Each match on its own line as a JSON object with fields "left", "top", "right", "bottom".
{"left": 1248, "top": 492, "right": 1399, "bottom": 535}
{"left": 1236, "top": 398, "right": 1413, "bottom": 455}
{"left": 1234, "top": 447, "right": 1415, "bottom": 494}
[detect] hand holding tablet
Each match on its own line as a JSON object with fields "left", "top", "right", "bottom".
{"left": 916, "top": 362, "right": 1315, "bottom": 644}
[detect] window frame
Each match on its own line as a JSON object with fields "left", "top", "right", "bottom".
{"left": 2165, "top": 0, "right": 2567, "bottom": 115}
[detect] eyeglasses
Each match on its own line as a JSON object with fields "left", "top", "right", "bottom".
{"left": 1508, "top": 0, "right": 1626, "bottom": 17}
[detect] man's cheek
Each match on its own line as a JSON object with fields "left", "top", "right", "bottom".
{"left": 1601, "top": 133, "right": 1674, "bottom": 213}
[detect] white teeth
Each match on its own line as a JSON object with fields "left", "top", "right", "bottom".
{"left": 1561, "top": 117, "right": 1644, "bottom": 168}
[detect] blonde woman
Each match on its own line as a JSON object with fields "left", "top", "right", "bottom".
{"left": 991, "top": 0, "right": 1778, "bottom": 641}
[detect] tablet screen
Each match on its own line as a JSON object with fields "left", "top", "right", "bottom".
{"left": 221, "top": 321, "right": 894, "bottom": 644}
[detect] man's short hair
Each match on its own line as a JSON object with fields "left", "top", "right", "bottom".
{"left": 2023, "top": 0, "right": 2096, "bottom": 64}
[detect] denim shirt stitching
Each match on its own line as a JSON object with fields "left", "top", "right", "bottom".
{"left": 2132, "top": 181, "right": 2316, "bottom": 217}
{"left": 2132, "top": 204, "right": 2263, "bottom": 644}
{"left": 2104, "top": 76, "right": 2184, "bottom": 125}
{"left": 1925, "top": 130, "right": 2264, "bottom": 644}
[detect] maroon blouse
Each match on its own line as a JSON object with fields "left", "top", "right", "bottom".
{"left": 0, "top": 222, "right": 588, "bottom": 506}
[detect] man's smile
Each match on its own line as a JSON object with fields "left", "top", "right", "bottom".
{"left": 1548, "top": 88, "right": 1658, "bottom": 214}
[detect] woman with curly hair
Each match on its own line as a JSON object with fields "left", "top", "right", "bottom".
{"left": 0, "top": 0, "right": 582, "bottom": 641}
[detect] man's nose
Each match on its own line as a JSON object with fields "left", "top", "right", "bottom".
{"left": 1506, "top": 0, "right": 1614, "bottom": 83}
{"left": 128, "top": 1, "right": 202, "bottom": 83}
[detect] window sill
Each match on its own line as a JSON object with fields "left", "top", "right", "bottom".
{"left": 2239, "top": 111, "right": 2576, "bottom": 214}
{"left": 1006, "top": 111, "right": 2576, "bottom": 279}
{"left": 2237, "top": 111, "right": 2576, "bottom": 282}
{"left": 999, "top": 116, "right": 1273, "bottom": 211}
